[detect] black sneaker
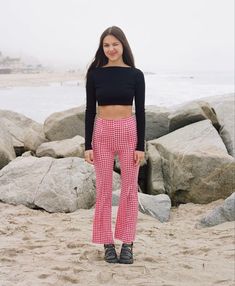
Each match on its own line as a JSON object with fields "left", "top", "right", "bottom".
{"left": 104, "top": 244, "right": 119, "bottom": 263}
{"left": 119, "top": 242, "right": 134, "bottom": 264}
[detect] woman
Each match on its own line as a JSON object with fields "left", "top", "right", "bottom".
{"left": 84, "top": 26, "right": 145, "bottom": 264}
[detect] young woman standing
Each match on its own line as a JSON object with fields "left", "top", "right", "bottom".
{"left": 84, "top": 26, "right": 145, "bottom": 264}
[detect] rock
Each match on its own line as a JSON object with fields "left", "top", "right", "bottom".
{"left": 0, "top": 121, "right": 16, "bottom": 169}
{"left": 24, "top": 128, "right": 48, "bottom": 153}
{"left": 0, "top": 156, "right": 121, "bottom": 212}
{"left": 44, "top": 105, "right": 85, "bottom": 141}
{"left": 112, "top": 189, "right": 121, "bottom": 206}
{"left": 175, "top": 94, "right": 235, "bottom": 158}
{"left": 168, "top": 100, "right": 221, "bottom": 132}
{"left": 145, "top": 105, "right": 171, "bottom": 141}
{"left": 112, "top": 190, "right": 171, "bottom": 222}
{"left": 148, "top": 119, "right": 235, "bottom": 205}
{"left": 21, "top": 151, "right": 34, "bottom": 157}
{"left": 138, "top": 193, "right": 171, "bottom": 222}
{"left": 36, "top": 135, "right": 85, "bottom": 158}
{"left": 198, "top": 192, "right": 235, "bottom": 227}
{"left": 202, "top": 94, "right": 235, "bottom": 158}
{"left": 146, "top": 143, "right": 165, "bottom": 195}
{"left": 0, "top": 109, "right": 46, "bottom": 155}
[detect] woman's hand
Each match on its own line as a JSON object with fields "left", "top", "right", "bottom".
{"left": 134, "top": 150, "right": 145, "bottom": 166}
{"left": 84, "top": 149, "right": 94, "bottom": 165}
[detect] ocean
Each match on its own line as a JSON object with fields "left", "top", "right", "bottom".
{"left": 0, "top": 71, "right": 234, "bottom": 123}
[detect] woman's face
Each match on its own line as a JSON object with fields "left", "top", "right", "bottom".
{"left": 102, "top": 35, "right": 123, "bottom": 62}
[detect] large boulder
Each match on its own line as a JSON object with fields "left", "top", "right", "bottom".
{"left": 0, "top": 109, "right": 47, "bottom": 155}
{"left": 147, "top": 119, "right": 235, "bottom": 205}
{"left": 202, "top": 94, "right": 235, "bottom": 158}
{"left": 43, "top": 105, "right": 85, "bottom": 141}
{"left": 36, "top": 135, "right": 85, "bottom": 158}
{"left": 177, "top": 94, "right": 235, "bottom": 157}
{"left": 0, "top": 121, "right": 16, "bottom": 169}
{"left": 146, "top": 143, "right": 165, "bottom": 195}
{"left": 0, "top": 156, "right": 121, "bottom": 212}
{"left": 198, "top": 192, "right": 235, "bottom": 227}
{"left": 24, "top": 128, "right": 48, "bottom": 153}
{"left": 145, "top": 105, "right": 171, "bottom": 141}
{"left": 138, "top": 193, "right": 171, "bottom": 222}
{"left": 168, "top": 100, "right": 221, "bottom": 132}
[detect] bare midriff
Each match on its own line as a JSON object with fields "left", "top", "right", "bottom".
{"left": 97, "top": 105, "right": 133, "bottom": 119}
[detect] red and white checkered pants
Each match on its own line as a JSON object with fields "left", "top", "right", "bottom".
{"left": 91, "top": 115, "right": 140, "bottom": 244}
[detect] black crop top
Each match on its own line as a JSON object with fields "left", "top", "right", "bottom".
{"left": 85, "top": 66, "right": 145, "bottom": 151}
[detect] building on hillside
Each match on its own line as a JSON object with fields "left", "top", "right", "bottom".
{"left": 0, "top": 51, "right": 45, "bottom": 74}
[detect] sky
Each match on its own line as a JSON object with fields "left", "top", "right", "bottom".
{"left": 0, "top": 0, "right": 234, "bottom": 72}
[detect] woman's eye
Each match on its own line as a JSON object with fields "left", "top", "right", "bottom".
{"left": 104, "top": 43, "right": 119, "bottom": 47}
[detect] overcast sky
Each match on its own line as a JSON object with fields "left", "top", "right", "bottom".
{"left": 0, "top": 0, "right": 234, "bottom": 72}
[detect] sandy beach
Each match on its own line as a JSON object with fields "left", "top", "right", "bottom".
{"left": 1, "top": 1, "right": 234, "bottom": 285}
{"left": 0, "top": 72, "right": 85, "bottom": 88}
{"left": 0, "top": 199, "right": 234, "bottom": 286}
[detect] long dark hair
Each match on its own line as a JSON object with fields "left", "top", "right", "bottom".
{"left": 85, "top": 26, "right": 135, "bottom": 79}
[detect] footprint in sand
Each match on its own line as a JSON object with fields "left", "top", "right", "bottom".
{"left": 1, "top": 248, "right": 24, "bottom": 257}
{"left": 182, "top": 264, "right": 193, "bottom": 269}
{"left": 133, "top": 265, "right": 152, "bottom": 274}
{"left": 66, "top": 242, "right": 89, "bottom": 249}
{"left": 181, "top": 249, "right": 194, "bottom": 255}
{"left": 45, "top": 226, "right": 55, "bottom": 232}
{"left": 0, "top": 229, "right": 8, "bottom": 235}
{"left": 198, "top": 246, "right": 211, "bottom": 253}
{"left": 143, "top": 256, "right": 159, "bottom": 262}
{"left": 97, "top": 271, "right": 115, "bottom": 284}
{"left": 79, "top": 249, "right": 104, "bottom": 262}
{"left": 22, "top": 235, "right": 32, "bottom": 240}
{"left": 65, "top": 227, "right": 81, "bottom": 232}
{"left": 38, "top": 273, "right": 51, "bottom": 279}
{"left": 214, "top": 279, "right": 232, "bottom": 284}
{"left": 73, "top": 267, "right": 91, "bottom": 273}
{"left": 25, "top": 244, "right": 44, "bottom": 250}
{"left": 57, "top": 274, "right": 80, "bottom": 284}
{"left": 0, "top": 257, "right": 17, "bottom": 263}
{"left": 51, "top": 266, "right": 70, "bottom": 271}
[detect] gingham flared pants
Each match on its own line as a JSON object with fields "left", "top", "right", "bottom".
{"left": 91, "top": 115, "right": 140, "bottom": 244}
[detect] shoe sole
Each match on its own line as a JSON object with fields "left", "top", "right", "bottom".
{"left": 118, "top": 259, "right": 133, "bottom": 264}
{"left": 105, "top": 258, "right": 119, "bottom": 263}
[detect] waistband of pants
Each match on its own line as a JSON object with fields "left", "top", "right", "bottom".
{"left": 95, "top": 114, "right": 136, "bottom": 123}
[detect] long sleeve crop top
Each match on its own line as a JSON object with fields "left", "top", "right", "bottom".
{"left": 85, "top": 66, "right": 145, "bottom": 151}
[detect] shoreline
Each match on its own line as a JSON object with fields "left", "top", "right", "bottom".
{"left": 0, "top": 71, "right": 85, "bottom": 88}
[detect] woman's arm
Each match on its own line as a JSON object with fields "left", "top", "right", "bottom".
{"left": 134, "top": 69, "right": 146, "bottom": 152}
{"left": 85, "top": 70, "right": 96, "bottom": 151}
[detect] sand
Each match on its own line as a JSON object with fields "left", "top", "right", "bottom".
{"left": 0, "top": 72, "right": 85, "bottom": 88}
{"left": 0, "top": 199, "right": 234, "bottom": 286}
